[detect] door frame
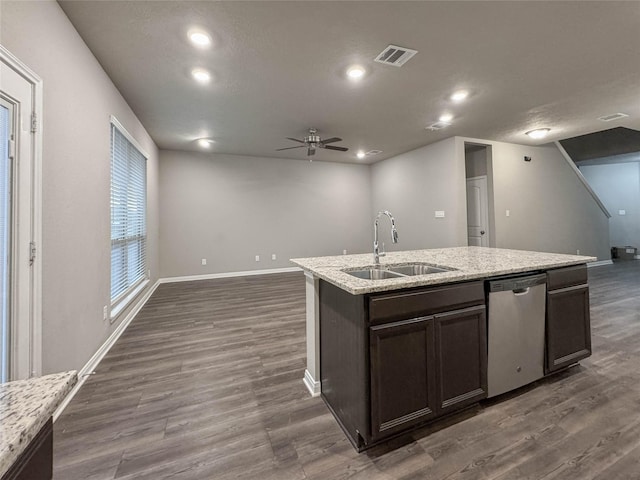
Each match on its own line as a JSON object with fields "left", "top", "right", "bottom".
{"left": 0, "top": 45, "right": 43, "bottom": 379}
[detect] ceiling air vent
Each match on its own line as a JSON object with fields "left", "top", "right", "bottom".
{"left": 598, "top": 113, "right": 629, "bottom": 122}
{"left": 374, "top": 45, "right": 418, "bottom": 67}
{"left": 365, "top": 150, "right": 382, "bottom": 156}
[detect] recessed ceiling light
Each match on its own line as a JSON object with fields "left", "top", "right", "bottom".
{"left": 197, "top": 138, "right": 215, "bottom": 148}
{"left": 450, "top": 90, "right": 469, "bottom": 102}
{"left": 191, "top": 68, "right": 211, "bottom": 84}
{"left": 346, "top": 66, "right": 366, "bottom": 80}
{"left": 188, "top": 30, "right": 212, "bottom": 48}
{"left": 439, "top": 113, "right": 453, "bottom": 123}
{"left": 356, "top": 150, "right": 366, "bottom": 159}
{"left": 526, "top": 128, "right": 550, "bottom": 139}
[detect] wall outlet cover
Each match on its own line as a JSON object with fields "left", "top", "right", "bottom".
{"left": 435, "top": 210, "right": 445, "bottom": 218}
{"left": 255, "top": 255, "right": 260, "bottom": 262}
{"left": 271, "top": 254, "right": 276, "bottom": 260}
{"left": 201, "top": 258, "right": 207, "bottom": 265}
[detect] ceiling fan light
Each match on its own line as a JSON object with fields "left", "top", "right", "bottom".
{"left": 439, "top": 113, "right": 453, "bottom": 123}
{"left": 526, "top": 128, "right": 550, "bottom": 139}
{"left": 356, "top": 150, "right": 366, "bottom": 159}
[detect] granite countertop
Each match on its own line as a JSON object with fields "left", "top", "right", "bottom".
{"left": 0, "top": 371, "right": 77, "bottom": 477}
{"left": 291, "top": 246, "right": 597, "bottom": 295}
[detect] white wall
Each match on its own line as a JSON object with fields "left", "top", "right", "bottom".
{"left": 159, "top": 151, "right": 372, "bottom": 278}
{"left": 458, "top": 137, "right": 610, "bottom": 260}
{"left": 370, "top": 137, "right": 468, "bottom": 250}
{"left": 580, "top": 162, "right": 640, "bottom": 247}
{"left": 370, "top": 136, "right": 610, "bottom": 260}
{"left": 0, "top": 0, "right": 159, "bottom": 374}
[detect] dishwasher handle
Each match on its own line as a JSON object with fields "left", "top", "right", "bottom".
{"left": 513, "top": 287, "right": 530, "bottom": 295}
{"left": 488, "top": 273, "right": 546, "bottom": 292}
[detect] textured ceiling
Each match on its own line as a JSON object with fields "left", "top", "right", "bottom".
{"left": 58, "top": 1, "right": 640, "bottom": 164}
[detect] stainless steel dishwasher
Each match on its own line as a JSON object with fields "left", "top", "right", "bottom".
{"left": 487, "top": 273, "right": 547, "bottom": 398}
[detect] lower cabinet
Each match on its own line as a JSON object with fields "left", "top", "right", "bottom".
{"left": 434, "top": 305, "right": 487, "bottom": 413}
{"left": 546, "top": 266, "right": 592, "bottom": 373}
{"left": 1, "top": 418, "right": 53, "bottom": 480}
{"left": 370, "top": 316, "right": 437, "bottom": 439}
{"left": 369, "top": 305, "right": 488, "bottom": 440}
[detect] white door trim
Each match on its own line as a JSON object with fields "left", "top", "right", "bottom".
{"left": 0, "top": 45, "right": 43, "bottom": 378}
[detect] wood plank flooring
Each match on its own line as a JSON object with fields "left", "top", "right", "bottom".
{"left": 53, "top": 262, "right": 640, "bottom": 479}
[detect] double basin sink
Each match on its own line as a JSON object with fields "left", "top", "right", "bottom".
{"left": 345, "top": 263, "right": 456, "bottom": 280}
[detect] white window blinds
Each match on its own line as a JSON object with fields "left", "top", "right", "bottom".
{"left": 110, "top": 121, "right": 147, "bottom": 304}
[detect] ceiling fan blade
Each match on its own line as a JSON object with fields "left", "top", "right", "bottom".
{"left": 324, "top": 145, "right": 349, "bottom": 152}
{"left": 276, "top": 145, "right": 305, "bottom": 151}
{"left": 308, "top": 147, "right": 315, "bottom": 156}
{"left": 321, "top": 137, "right": 342, "bottom": 144}
{"left": 286, "top": 137, "right": 306, "bottom": 144}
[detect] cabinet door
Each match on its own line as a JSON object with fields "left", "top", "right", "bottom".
{"left": 434, "top": 306, "right": 487, "bottom": 414}
{"left": 546, "top": 284, "right": 591, "bottom": 373}
{"left": 370, "top": 316, "right": 437, "bottom": 440}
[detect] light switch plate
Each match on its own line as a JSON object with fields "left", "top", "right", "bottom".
{"left": 619, "top": 210, "right": 626, "bottom": 216}
{"left": 435, "top": 210, "right": 445, "bottom": 218}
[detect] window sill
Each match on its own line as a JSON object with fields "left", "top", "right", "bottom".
{"left": 110, "top": 279, "right": 149, "bottom": 323}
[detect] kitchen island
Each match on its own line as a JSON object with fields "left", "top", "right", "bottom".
{"left": 291, "top": 246, "right": 596, "bottom": 450}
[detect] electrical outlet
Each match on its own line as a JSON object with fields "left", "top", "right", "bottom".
{"left": 506, "top": 209, "right": 510, "bottom": 217}
{"left": 577, "top": 249, "right": 580, "bottom": 255}
{"left": 619, "top": 210, "right": 626, "bottom": 216}
{"left": 271, "top": 254, "right": 276, "bottom": 261}
{"left": 103, "top": 305, "right": 108, "bottom": 321}
{"left": 435, "top": 210, "right": 445, "bottom": 218}
{"left": 343, "top": 249, "right": 347, "bottom": 255}
{"left": 201, "top": 258, "right": 207, "bottom": 266}
{"left": 255, "top": 255, "right": 260, "bottom": 262}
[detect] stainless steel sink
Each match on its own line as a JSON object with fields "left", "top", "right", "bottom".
{"left": 345, "top": 268, "right": 405, "bottom": 280}
{"left": 344, "top": 263, "right": 455, "bottom": 280}
{"left": 387, "top": 264, "right": 455, "bottom": 276}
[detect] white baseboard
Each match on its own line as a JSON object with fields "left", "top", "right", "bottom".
{"left": 53, "top": 279, "right": 160, "bottom": 421}
{"left": 159, "top": 266, "right": 302, "bottom": 284}
{"left": 588, "top": 259, "right": 614, "bottom": 268}
{"left": 303, "top": 369, "right": 321, "bottom": 397}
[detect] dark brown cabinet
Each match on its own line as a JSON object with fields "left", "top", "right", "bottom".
{"left": 320, "top": 279, "right": 487, "bottom": 450}
{"left": 434, "top": 305, "right": 487, "bottom": 413}
{"left": 546, "top": 265, "right": 592, "bottom": 373}
{"left": 370, "top": 316, "right": 437, "bottom": 439}
{"left": 1, "top": 418, "right": 53, "bottom": 480}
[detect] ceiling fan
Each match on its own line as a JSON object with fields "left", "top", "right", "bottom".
{"left": 276, "top": 128, "right": 349, "bottom": 157}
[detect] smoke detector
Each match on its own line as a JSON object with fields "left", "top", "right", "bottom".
{"left": 374, "top": 45, "right": 418, "bottom": 67}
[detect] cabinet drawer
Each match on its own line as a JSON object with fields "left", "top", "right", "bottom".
{"left": 368, "top": 281, "right": 484, "bottom": 325}
{"left": 547, "top": 265, "right": 588, "bottom": 291}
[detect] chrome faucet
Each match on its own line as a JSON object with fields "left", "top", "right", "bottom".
{"left": 374, "top": 210, "right": 398, "bottom": 264}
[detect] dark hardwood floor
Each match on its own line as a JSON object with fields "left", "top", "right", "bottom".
{"left": 53, "top": 261, "right": 640, "bottom": 479}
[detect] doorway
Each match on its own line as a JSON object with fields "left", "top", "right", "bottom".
{"left": 0, "top": 46, "right": 43, "bottom": 381}
{"left": 465, "top": 143, "right": 494, "bottom": 248}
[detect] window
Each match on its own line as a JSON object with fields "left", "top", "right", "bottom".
{"left": 110, "top": 118, "right": 147, "bottom": 310}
